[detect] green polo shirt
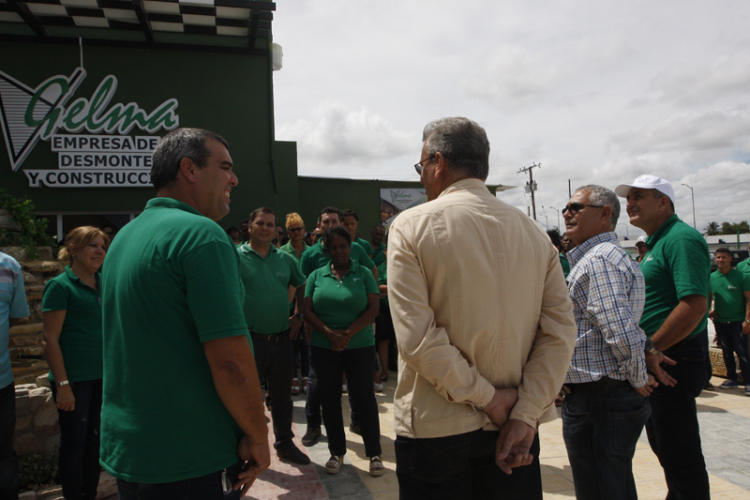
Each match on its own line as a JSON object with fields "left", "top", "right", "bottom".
{"left": 300, "top": 240, "right": 374, "bottom": 277}
{"left": 738, "top": 258, "right": 750, "bottom": 276}
{"left": 639, "top": 215, "right": 710, "bottom": 337}
{"left": 355, "top": 237, "right": 374, "bottom": 258}
{"left": 559, "top": 252, "right": 570, "bottom": 278}
{"left": 710, "top": 268, "right": 750, "bottom": 322}
{"left": 42, "top": 266, "right": 103, "bottom": 382}
{"left": 100, "top": 197, "right": 250, "bottom": 483}
{"left": 237, "top": 244, "right": 305, "bottom": 334}
{"left": 305, "top": 262, "right": 378, "bottom": 350}
{"left": 377, "top": 260, "right": 388, "bottom": 305}
{"left": 372, "top": 242, "right": 386, "bottom": 267}
{"left": 279, "top": 240, "right": 308, "bottom": 266}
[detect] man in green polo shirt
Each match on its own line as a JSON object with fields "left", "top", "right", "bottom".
{"left": 738, "top": 244, "right": 750, "bottom": 275}
{"left": 370, "top": 224, "right": 386, "bottom": 267}
{"left": 615, "top": 174, "right": 710, "bottom": 499}
{"left": 101, "top": 128, "right": 269, "bottom": 499}
{"left": 237, "top": 207, "right": 309, "bottom": 464}
{"left": 709, "top": 247, "right": 750, "bottom": 394}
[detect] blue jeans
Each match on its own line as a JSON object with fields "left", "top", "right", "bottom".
{"left": 645, "top": 331, "right": 710, "bottom": 499}
{"left": 714, "top": 321, "right": 749, "bottom": 382}
{"left": 51, "top": 379, "right": 102, "bottom": 500}
{"left": 395, "top": 429, "right": 542, "bottom": 500}
{"left": 0, "top": 383, "right": 18, "bottom": 499}
{"left": 562, "top": 378, "right": 651, "bottom": 500}
{"left": 117, "top": 462, "right": 242, "bottom": 500}
{"left": 304, "top": 341, "right": 321, "bottom": 428}
{"left": 311, "top": 345, "right": 381, "bottom": 457}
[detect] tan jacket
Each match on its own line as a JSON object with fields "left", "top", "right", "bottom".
{"left": 387, "top": 178, "right": 576, "bottom": 438}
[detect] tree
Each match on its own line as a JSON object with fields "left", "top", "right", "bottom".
{"left": 706, "top": 221, "right": 720, "bottom": 235}
{"left": 737, "top": 221, "right": 750, "bottom": 233}
{"left": 721, "top": 222, "right": 734, "bottom": 234}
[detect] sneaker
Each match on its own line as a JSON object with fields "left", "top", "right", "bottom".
{"left": 745, "top": 385, "right": 750, "bottom": 396}
{"left": 349, "top": 422, "right": 362, "bottom": 436}
{"left": 325, "top": 455, "right": 343, "bottom": 474}
{"left": 369, "top": 456, "right": 385, "bottom": 477}
{"left": 277, "top": 442, "right": 311, "bottom": 465}
{"left": 373, "top": 382, "right": 384, "bottom": 392}
{"left": 719, "top": 380, "right": 739, "bottom": 389}
{"left": 301, "top": 426, "right": 322, "bottom": 447}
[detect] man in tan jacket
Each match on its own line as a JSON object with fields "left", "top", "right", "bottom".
{"left": 387, "top": 117, "right": 576, "bottom": 499}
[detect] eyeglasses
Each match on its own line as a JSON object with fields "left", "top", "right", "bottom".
{"left": 414, "top": 156, "right": 434, "bottom": 175}
{"left": 288, "top": 227, "right": 304, "bottom": 233}
{"left": 561, "top": 203, "right": 603, "bottom": 215}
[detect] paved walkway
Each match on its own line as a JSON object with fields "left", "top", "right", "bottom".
{"left": 244, "top": 375, "right": 750, "bottom": 499}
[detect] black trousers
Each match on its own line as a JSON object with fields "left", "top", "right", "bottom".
{"left": 395, "top": 429, "right": 542, "bottom": 500}
{"left": 251, "top": 332, "right": 295, "bottom": 448}
{"left": 0, "top": 383, "right": 18, "bottom": 499}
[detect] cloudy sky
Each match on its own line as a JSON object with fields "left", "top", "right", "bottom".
{"left": 272, "top": 0, "right": 750, "bottom": 237}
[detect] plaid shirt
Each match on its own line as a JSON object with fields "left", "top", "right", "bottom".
{"left": 565, "top": 232, "right": 648, "bottom": 387}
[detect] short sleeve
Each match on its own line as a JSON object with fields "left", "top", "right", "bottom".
{"left": 361, "top": 266, "right": 378, "bottom": 295}
{"left": 182, "top": 240, "right": 249, "bottom": 343}
{"left": 42, "top": 278, "right": 68, "bottom": 312}
{"left": 304, "top": 269, "right": 318, "bottom": 298}
{"left": 351, "top": 244, "right": 374, "bottom": 270}
{"left": 284, "top": 253, "right": 306, "bottom": 288}
{"left": 666, "top": 236, "right": 709, "bottom": 299}
{"left": 10, "top": 265, "right": 29, "bottom": 318}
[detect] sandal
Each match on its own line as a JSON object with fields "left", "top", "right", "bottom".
{"left": 369, "top": 456, "right": 385, "bottom": 477}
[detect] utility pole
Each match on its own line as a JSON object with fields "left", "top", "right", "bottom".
{"left": 681, "top": 183, "right": 696, "bottom": 229}
{"left": 518, "top": 162, "right": 541, "bottom": 220}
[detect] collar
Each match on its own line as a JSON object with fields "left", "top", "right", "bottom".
{"left": 320, "top": 259, "right": 357, "bottom": 278}
{"left": 145, "top": 197, "right": 203, "bottom": 216}
{"left": 645, "top": 214, "right": 679, "bottom": 248}
{"left": 566, "top": 231, "right": 618, "bottom": 268}
{"left": 239, "top": 243, "right": 277, "bottom": 258}
{"left": 437, "top": 177, "right": 488, "bottom": 199}
{"left": 64, "top": 265, "right": 101, "bottom": 290}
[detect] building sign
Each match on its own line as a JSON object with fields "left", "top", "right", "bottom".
{"left": 380, "top": 188, "right": 426, "bottom": 225}
{"left": 0, "top": 67, "right": 179, "bottom": 187}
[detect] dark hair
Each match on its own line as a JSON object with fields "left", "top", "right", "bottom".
{"left": 151, "top": 128, "right": 228, "bottom": 190}
{"left": 715, "top": 247, "right": 733, "bottom": 261}
{"left": 422, "top": 117, "right": 490, "bottom": 180}
{"left": 547, "top": 229, "right": 563, "bottom": 251}
{"left": 320, "top": 206, "right": 342, "bottom": 219}
{"left": 249, "top": 206, "right": 275, "bottom": 223}
{"left": 342, "top": 209, "right": 359, "bottom": 221}
{"left": 324, "top": 226, "right": 351, "bottom": 251}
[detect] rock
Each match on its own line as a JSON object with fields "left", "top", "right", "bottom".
{"left": 15, "top": 414, "right": 32, "bottom": 433}
{"left": 35, "top": 374, "right": 51, "bottom": 388}
{"left": 23, "top": 261, "right": 63, "bottom": 274}
{"left": 30, "top": 390, "right": 54, "bottom": 414}
{"left": 18, "top": 491, "right": 36, "bottom": 500}
{"left": 35, "top": 247, "right": 54, "bottom": 261}
{"left": 96, "top": 471, "right": 118, "bottom": 499}
{"left": 37, "top": 485, "right": 63, "bottom": 500}
{"left": 33, "top": 398, "right": 58, "bottom": 427}
{"left": 43, "top": 434, "right": 60, "bottom": 457}
{"left": 15, "top": 383, "right": 36, "bottom": 393}
{"left": 0, "top": 245, "right": 24, "bottom": 260}
{"left": 14, "top": 432, "right": 42, "bottom": 455}
{"left": 9, "top": 323, "right": 43, "bottom": 336}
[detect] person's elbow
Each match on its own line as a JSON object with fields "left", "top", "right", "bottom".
{"left": 204, "top": 336, "right": 254, "bottom": 381}
{"left": 681, "top": 294, "right": 707, "bottom": 320}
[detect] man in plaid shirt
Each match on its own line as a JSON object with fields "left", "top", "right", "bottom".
{"left": 561, "top": 185, "right": 658, "bottom": 500}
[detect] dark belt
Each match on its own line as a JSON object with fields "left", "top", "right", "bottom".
{"left": 250, "top": 329, "right": 290, "bottom": 343}
{"left": 563, "top": 377, "right": 629, "bottom": 395}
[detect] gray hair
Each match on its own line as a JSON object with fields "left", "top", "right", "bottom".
{"left": 576, "top": 184, "right": 620, "bottom": 229}
{"left": 151, "top": 128, "right": 228, "bottom": 190}
{"left": 422, "top": 117, "right": 490, "bottom": 180}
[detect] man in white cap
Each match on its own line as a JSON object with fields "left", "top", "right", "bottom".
{"left": 635, "top": 235, "right": 647, "bottom": 263}
{"left": 615, "top": 174, "right": 710, "bottom": 499}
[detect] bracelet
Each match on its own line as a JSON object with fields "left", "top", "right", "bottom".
{"left": 644, "top": 338, "right": 660, "bottom": 355}
{"left": 57, "top": 379, "right": 70, "bottom": 387}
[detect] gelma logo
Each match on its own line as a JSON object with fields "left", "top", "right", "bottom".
{"left": 0, "top": 67, "right": 179, "bottom": 171}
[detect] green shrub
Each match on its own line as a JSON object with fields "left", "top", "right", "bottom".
{"left": 0, "top": 189, "right": 54, "bottom": 259}
{"left": 17, "top": 452, "right": 58, "bottom": 491}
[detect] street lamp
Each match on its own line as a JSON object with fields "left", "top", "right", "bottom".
{"left": 681, "top": 183, "right": 696, "bottom": 229}
{"left": 549, "top": 206, "right": 561, "bottom": 232}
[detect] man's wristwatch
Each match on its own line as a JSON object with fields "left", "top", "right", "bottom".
{"left": 57, "top": 379, "right": 70, "bottom": 387}
{"left": 644, "top": 338, "right": 660, "bottom": 355}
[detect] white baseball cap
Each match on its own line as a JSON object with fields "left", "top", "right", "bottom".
{"left": 636, "top": 235, "right": 647, "bottom": 245}
{"left": 615, "top": 174, "right": 675, "bottom": 203}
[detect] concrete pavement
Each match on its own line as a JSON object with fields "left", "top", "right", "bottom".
{"left": 244, "top": 374, "right": 750, "bottom": 499}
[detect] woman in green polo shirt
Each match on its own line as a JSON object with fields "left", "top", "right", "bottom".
{"left": 42, "top": 226, "right": 109, "bottom": 500}
{"left": 303, "top": 227, "right": 384, "bottom": 477}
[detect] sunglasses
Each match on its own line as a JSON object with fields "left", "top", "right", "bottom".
{"left": 414, "top": 156, "right": 434, "bottom": 175}
{"left": 561, "top": 203, "right": 603, "bottom": 215}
